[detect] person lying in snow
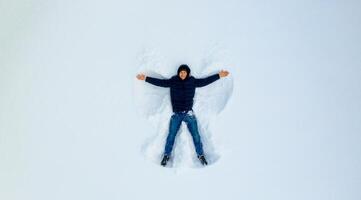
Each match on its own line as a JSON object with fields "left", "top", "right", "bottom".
{"left": 136, "top": 64, "right": 229, "bottom": 167}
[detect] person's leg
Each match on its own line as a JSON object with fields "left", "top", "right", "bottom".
{"left": 184, "top": 113, "right": 204, "bottom": 156}
{"left": 164, "top": 113, "right": 183, "bottom": 156}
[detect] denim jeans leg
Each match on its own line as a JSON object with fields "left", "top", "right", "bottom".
{"left": 184, "top": 114, "right": 204, "bottom": 156}
{"left": 164, "top": 114, "right": 182, "bottom": 156}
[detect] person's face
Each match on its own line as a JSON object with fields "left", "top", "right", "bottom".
{"left": 179, "top": 70, "right": 188, "bottom": 80}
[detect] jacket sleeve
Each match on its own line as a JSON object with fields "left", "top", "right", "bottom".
{"left": 145, "top": 76, "right": 172, "bottom": 87}
{"left": 194, "top": 74, "right": 220, "bottom": 87}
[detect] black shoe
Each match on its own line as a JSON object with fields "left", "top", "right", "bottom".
{"left": 161, "top": 155, "right": 170, "bottom": 167}
{"left": 198, "top": 155, "right": 208, "bottom": 165}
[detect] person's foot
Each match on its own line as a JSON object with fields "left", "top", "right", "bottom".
{"left": 198, "top": 155, "right": 208, "bottom": 166}
{"left": 160, "top": 155, "right": 170, "bottom": 167}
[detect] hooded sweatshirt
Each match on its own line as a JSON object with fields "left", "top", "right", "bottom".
{"left": 145, "top": 65, "right": 220, "bottom": 112}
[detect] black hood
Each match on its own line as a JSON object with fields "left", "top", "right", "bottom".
{"left": 177, "top": 64, "right": 191, "bottom": 78}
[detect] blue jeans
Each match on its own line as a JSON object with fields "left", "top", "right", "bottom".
{"left": 164, "top": 111, "right": 204, "bottom": 156}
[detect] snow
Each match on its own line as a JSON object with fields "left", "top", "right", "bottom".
{"left": 1, "top": 0, "right": 361, "bottom": 200}
{"left": 134, "top": 48, "right": 233, "bottom": 168}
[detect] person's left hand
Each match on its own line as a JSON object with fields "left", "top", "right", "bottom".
{"left": 219, "top": 70, "right": 229, "bottom": 78}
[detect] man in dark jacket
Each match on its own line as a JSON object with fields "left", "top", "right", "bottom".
{"left": 136, "top": 64, "right": 229, "bottom": 166}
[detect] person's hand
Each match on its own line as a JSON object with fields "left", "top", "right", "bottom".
{"left": 219, "top": 70, "right": 229, "bottom": 78}
{"left": 136, "top": 74, "right": 146, "bottom": 81}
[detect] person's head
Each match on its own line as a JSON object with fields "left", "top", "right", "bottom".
{"left": 177, "top": 64, "right": 191, "bottom": 80}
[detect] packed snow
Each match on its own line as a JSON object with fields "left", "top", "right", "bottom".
{"left": 1, "top": 0, "right": 361, "bottom": 200}
{"left": 134, "top": 48, "right": 233, "bottom": 168}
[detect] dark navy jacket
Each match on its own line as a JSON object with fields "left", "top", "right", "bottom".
{"left": 145, "top": 74, "right": 220, "bottom": 112}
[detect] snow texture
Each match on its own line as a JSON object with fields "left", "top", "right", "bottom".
{"left": 134, "top": 47, "right": 233, "bottom": 168}
{"left": 1, "top": 0, "right": 361, "bottom": 200}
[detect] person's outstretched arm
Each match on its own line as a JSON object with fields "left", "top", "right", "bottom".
{"left": 194, "top": 70, "right": 230, "bottom": 87}
{"left": 136, "top": 74, "right": 171, "bottom": 87}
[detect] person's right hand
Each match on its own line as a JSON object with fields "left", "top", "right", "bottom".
{"left": 136, "top": 74, "right": 146, "bottom": 81}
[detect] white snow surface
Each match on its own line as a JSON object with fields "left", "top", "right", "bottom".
{"left": 134, "top": 48, "right": 233, "bottom": 168}
{"left": 1, "top": 0, "right": 361, "bottom": 200}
